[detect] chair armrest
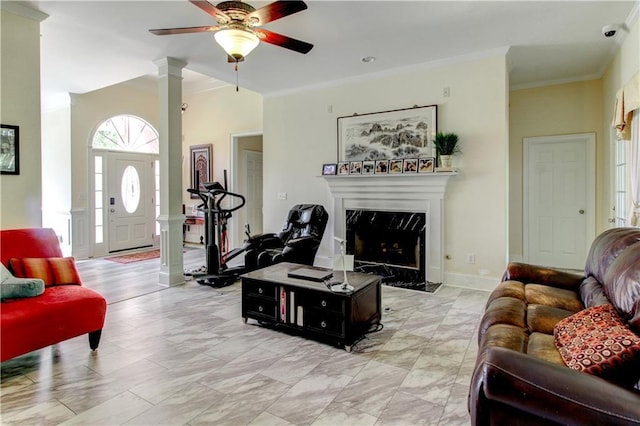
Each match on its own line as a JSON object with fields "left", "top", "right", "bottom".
{"left": 285, "top": 236, "right": 320, "bottom": 249}
{"left": 470, "top": 347, "right": 640, "bottom": 425}
{"left": 501, "top": 262, "right": 583, "bottom": 290}
{"left": 247, "top": 233, "right": 283, "bottom": 248}
{"left": 247, "top": 233, "right": 278, "bottom": 242}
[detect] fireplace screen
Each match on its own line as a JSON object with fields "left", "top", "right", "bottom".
{"left": 346, "top": 210, "right": 425, "bottom": 271}
{"left": 354, "top": 230, "right": 420, "bottom": 269}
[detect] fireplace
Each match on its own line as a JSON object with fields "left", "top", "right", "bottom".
{"left": 346, "top": 209, "right": 427, "bottom": 289}
{"left": 323, "top": 172, "right": 456, "bottom": 288}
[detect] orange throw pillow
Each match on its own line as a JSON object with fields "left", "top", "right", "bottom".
{"left": 9, "top": 257, "right": 81, "bottom": 287}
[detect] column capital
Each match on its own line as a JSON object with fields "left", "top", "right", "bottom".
{"left": 154, "top": 57, "right": 188, "bottom": 78}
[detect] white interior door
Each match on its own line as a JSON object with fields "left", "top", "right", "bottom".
{"left": 524, "top": 133, "right": 595, "bottom": 269}
{"left": 244, "top": 150, "right": 263, "bottom": 236}
{"left": 107, "top": 151, "right": 156, "bottom": 252}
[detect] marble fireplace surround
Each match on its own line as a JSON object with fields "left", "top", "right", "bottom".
{"left": 323, "top": 173, "right": 456, "bottom": 284}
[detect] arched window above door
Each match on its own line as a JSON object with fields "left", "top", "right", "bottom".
{"left": 93, "top": 115, "right": 159, "bottom": 154}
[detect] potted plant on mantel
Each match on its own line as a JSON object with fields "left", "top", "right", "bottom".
{"left": 433, "top": 131, "right": 460, "bottom": 170}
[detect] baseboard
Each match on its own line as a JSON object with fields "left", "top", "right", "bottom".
{"left": 443, "top": 272, "right": 498, "bottom": 292}
{"left": 509, "top": 254, "right": 524, "bottom": 263}
{"left": 316, "top": 256, "right": 497, "bottom": 292}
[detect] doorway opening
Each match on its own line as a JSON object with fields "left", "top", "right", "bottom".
{"left": 230, "top": 132, "right": 263, "bottom": 249}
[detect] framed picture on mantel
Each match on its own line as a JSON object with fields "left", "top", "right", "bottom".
{"left": 322, "top": 163, "right": 337, "bottom": 175}
{"left": 338, "top": 161, "right": 350, "bottom": 175}
{"left": 337, "top": 104, "right": 437, "bottom": 162}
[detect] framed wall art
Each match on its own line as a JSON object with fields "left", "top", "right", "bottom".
{"left": 190, "top": 144, "right": 212, "bottom": 198}
{"left": 349, "top": 161, "right": 362, "bottom": 174}
{"left": 1, "top": 124, "right": 19, "bottom": 175}
{"left": 375, "top": 160, "right": 388, "bottom": 174}
{"left": 418, "top": 157, "right": 435, "bottom": 173}
{"left": 337, "top": 104, "right": 437, "bottom": 162}
{"left": 338, "top": 161, "right": 350, "bottom": 175}
{"left": 403, "top": 158, "right": 418, "bottom": 173}
{"left": 322, "top": 163, "right": 337, "bottom": 175}
{"left": 389, "top": 159, "right": 403, "bottom": 174}
{"left": 362, "top": 160, "right": 375, "bottom": 174}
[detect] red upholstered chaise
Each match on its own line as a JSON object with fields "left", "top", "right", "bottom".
{"left": 1, "top": 228, "right": 107, "bottom": 362}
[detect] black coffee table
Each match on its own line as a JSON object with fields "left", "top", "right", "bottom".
{"left": 241, "top": 262, "right": 381, "bottom": 351}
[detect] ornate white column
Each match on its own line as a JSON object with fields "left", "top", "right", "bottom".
{"left": 155, "top": 57, "right": 187, "bottom": 287}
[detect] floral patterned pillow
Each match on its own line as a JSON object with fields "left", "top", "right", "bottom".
{"left": 554, "top": 303, "right": 640, "bottom": 386}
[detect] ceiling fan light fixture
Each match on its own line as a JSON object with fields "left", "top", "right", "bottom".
{"left": 214, "top": 28, "right": 259, "bottom": 60}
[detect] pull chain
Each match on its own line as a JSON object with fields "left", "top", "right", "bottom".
{"left": 235, "top": 61, "right": 239, "bottom": 92}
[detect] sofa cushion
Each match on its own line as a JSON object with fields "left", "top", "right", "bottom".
{"left": 9, "top": 257, "right": 81, "bottom": 287}
{"left": 527, "top": 304, "right": 575, "bottom": 335}
{"left": 485, "top": 280, "right": 525, "bottom": 308}
{"left": 479, "top": 324, "right": 529, "bottom": 355}
{"left": 0, "top": 263, "right": 45, "bottom": 300}
{"left": 554, "top": 303, "right": 640, "bottom": 386}
{"left": 527, "top": 332, "right": 565, "bottom": 366}
{"left": 479, "top": 297, "right": 526, "bottom": 340}
{"left": 525, "top": 284, "right": 584, "bottom": 312}
{"left": 1, "top": 285, "right": 107, "bottom": 362}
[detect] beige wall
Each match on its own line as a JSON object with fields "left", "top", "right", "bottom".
{"left": 0, "top": 8, "right": 46, "bottom": 229}
{"left": 182, "top": 85, "right": 263, "bottom": 212}
{"left": 264, "top": 55, "right": 509, "bottom": 286}
{"left": 509, "top": 80, "right": 604, "bottom": 259}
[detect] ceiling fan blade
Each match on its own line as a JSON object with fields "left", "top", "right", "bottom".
{"left": 189, "top": 0, "right": 230, "bottom": 22}
{"left": 246, "top": 0, "right": 308, "bottom": 26}
{"left": 149, "top": 25, "right": 219, "bottom": 36}
{"left": 254, "top": 28, "right": 313, "bottom": 54}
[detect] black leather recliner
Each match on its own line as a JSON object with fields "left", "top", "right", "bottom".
{"left": 244, "top": 204, "right": 328, "bottom": 271}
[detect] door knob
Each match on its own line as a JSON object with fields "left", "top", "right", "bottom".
{"left": 110, "top": 208, "right": 115, "bottom": 213}
{"left": 579, "top": 209, "right": 585, "bottom": 214}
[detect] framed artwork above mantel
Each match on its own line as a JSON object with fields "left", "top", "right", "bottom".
{"left": 337, "top": 104, "right": 437, "bottom": 162}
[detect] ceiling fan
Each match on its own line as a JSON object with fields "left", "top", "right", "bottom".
{"left": 149, "top": 0, "right": 313, "bottom": 62}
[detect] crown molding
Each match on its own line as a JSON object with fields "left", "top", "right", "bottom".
{"left": 0, "top": 1, "right": 48, "bottom": 22}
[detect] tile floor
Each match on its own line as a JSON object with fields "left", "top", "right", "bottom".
{"left": 1, "top": 252, "right": 489, "bottom": 425}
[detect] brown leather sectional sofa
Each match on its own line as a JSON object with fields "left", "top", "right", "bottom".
{"left": 469, "top": 227, "right": 640, "bottom": 425}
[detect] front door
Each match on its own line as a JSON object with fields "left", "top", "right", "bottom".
{"left": 524, "top": 133, "right": 595, "bottom": 269}
{"left": 107, "top": 151, "right": 156, "bottom": 252}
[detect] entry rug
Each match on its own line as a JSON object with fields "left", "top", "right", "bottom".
{"left": 105, "top": 249, "right": 161, "bottom": 264}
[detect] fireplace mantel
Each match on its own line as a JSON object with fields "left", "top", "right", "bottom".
{"left": 323, "top": 172, "right": 457, "bottom": 284}
{"left": 323, "top": 172, "right": 456, "bottom": 200}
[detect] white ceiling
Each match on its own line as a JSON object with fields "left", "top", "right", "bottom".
{"left": 12, "top": 1, "right": 639, "bottom": 110}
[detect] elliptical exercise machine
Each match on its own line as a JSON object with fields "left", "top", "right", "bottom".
{"left": 187, "top": 181, "right": 247, "bottom": 288}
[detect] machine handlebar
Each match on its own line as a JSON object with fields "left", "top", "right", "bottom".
{"left": 187, "top": 187, "right": 245, "bottom": 214}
